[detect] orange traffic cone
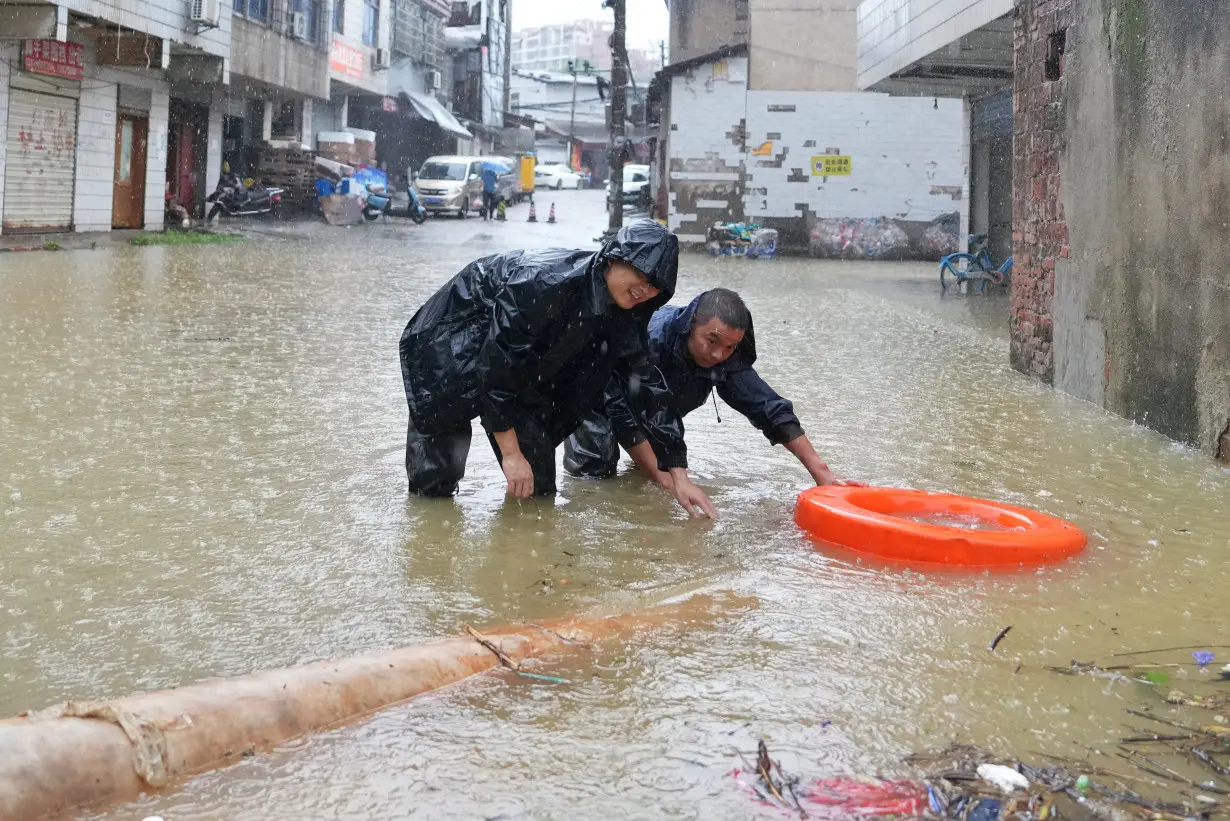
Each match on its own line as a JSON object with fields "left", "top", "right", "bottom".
{"left": 527, "top": 201, "right": 537, "bottom": 222}
{"left": 547, "top": 202, "right": 556, "bottom": 224}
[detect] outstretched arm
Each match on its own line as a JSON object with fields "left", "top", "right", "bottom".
{"left": 719, "top": 369, "right": 862, "bottom": 486}
{"left": 625, "top": 439, "right": 674, "bottom": 488}
{"left": 782, "top": 434, "right": 863, "bottom": 486}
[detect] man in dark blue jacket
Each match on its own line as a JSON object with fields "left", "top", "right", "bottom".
{"left": 399, "top": 221, "right": 718, "bottom": 518}
{"left": 563, "top": 288, "right": 858, "bottom": 488}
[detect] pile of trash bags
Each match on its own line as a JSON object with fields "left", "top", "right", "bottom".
{"left": 809, "top": 217, "right": 911, "bottom": 260}
{"left": 808, "top": 212, "right": 963, "bottom": 261}
{"left": 734, "top": 740, "right": 1230, "bottom": 820}
{"left": 918, "top": 212, "right": 962, "bottom": 257}
{"left": 707, "top": 222, "right": 778, "bottom": 259}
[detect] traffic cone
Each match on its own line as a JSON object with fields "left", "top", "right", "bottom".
{"left": 496, "top": 200, "right": 507, "bottom": 221}
{"left": 527, "top": 201, "right": 537, "bottom": 222}
{"left": 547, "top": 202, "right": 556, "bottom": 224}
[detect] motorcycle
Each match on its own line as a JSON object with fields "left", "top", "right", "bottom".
{"left": 363, "top": 182, "right": 428, "bottom": 224}
{"left": 206, "top": 171, "right": 284, "bottom": 220}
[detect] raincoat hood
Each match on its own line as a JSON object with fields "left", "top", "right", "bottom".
{"left": 595, "top": 220, "right": 679, "bottom": 312}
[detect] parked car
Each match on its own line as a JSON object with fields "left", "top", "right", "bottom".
{"left": 610, "top": 164, "right": 651, "bottom": 207}
{"left": 535, "top": 163, "right": 584, "bottom": 190}
{"left": 412, "top": 155, "right": 484, "bottom": 218}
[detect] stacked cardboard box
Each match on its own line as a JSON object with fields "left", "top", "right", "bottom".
{"left": 345, "top": 128, "right": 377, "bottom": 166}
{"left": 316, "top": 131, "right": 362, "bottom": 167}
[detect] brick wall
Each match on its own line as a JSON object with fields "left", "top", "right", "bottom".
{"left": 1010, "top": 0, "right": 1073, "bottom": 383}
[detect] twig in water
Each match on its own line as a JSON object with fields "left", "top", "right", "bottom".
{"left": 464, "top": 624, "right": 571, "bottom": 685}
{"left": 1124, "top": 709, "right": 1200, "bottom": 733}
{"left": 1191, "top": 747, "right": 1230, "bottom": 778}
{"left": 1119, "top": 733, "right": 1196, "bottom": 744}
{"left": 989, "top": 625, "right": 1013, "bottom": 653}
{"left": 1111, "top": 645, "right": 1230, "bottom": 658}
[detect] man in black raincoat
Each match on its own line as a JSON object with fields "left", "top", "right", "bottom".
{"left": 399, "top": 221, "right": 718, "bottom": 518}
{"left": 563, "top": 288, "right": 859, "bottom": 488}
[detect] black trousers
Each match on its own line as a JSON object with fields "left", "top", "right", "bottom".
{"left": 481, "top": 191, "right": 498, "bottom": 220}
{"left": 561, "top": 410, "right": 621, "bottom": 479}
{"left": 406, "top": 414, "right": 559, "bottom": 497}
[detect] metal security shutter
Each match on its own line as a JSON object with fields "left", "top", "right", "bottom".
{"left": 3, "top": 89, "right": 78, "bottom": 232}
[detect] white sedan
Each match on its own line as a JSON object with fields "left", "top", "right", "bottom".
{"left": 534, "top": 164, "right": 584, "bottom": 189}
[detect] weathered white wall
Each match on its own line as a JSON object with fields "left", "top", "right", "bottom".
{"left": 743, "top": 92, "right": 967, "bottom": 224}
{"left": 73, "top": 77, "right": 118, "bottom": 233}
{"left": 0, "top": 43, "right": 11, "bottom": 224}
{"left": 665, "top": 54, "right": 969, "bottom": 247}
{"left": 857, "top": 0, "right": 1011, "bottom": 89}
{"left": 665, "top": 57, "right": 749, "bottom": 243}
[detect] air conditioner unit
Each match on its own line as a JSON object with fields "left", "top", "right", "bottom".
{"left": 373, "top": 47, "right": 391, "bottom": 70}
{"left": 426, "top": 69, "right": 442, "bottom": 90}
{"left": 291, "top": 11, "right": 308, "bottom": 39}
{"left": 189, "top": 0, "right": 220, "bottom": 25}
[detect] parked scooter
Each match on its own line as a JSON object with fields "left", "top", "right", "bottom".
{"left": 360, "top": 181, "right": 428, "bottom": 224}
{"left": 390, "top": 184, "right": 428, "bottom": 224}
{"left": 206, "top": 164, "right": 284, "bottom": 221}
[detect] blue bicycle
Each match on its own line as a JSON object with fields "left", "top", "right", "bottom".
{"left": 939, "top": 234, "right": 1013, "bottom": 293}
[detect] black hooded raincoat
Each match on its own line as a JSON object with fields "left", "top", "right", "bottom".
{"left": 399, "top": 221, "right": 687, "bottom": 494}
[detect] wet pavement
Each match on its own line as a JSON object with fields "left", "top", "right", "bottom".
{"left": 2, "top": 190, "right": 1229, "bottom": 820}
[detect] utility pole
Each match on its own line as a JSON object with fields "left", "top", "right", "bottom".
{"left": 659, "top": 39, "right": 666, "bottom": 69}
{"left": 606, "top": 0, "right": 627, "bottom": 235}
{"left": 567, "top": 61, "right": 579, "bottom": 169}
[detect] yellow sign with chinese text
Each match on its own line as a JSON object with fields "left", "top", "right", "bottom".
{"left": 811, "top": 155, "right": 852, "bottom": 176}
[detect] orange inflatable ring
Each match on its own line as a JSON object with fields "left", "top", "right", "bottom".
{"left": 795, "top": 486, "right": 1086, "bottom": 568}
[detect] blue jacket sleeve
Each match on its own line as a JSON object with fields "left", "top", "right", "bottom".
{"left": 717, "top": 368, "right": 804, "bottom": 445}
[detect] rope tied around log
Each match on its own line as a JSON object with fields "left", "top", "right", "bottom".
{"left": 25, "top": 701, "right": 177, "bottom": 787}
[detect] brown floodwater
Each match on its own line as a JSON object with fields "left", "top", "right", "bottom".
{"left": 2, "top": 202, "right": 1228, "bottom": 819}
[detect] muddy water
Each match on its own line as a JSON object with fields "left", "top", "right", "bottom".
{"left": 2, "top": 215, "right": 1228, "bottom": 820}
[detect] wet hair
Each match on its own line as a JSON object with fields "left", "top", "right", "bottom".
{"left": 693, "top": 288, "right": 750, "bottom": 331}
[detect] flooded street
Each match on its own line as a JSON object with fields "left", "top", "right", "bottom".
{"left": 2, "top": 192, "right": 1228, "bottom": 820}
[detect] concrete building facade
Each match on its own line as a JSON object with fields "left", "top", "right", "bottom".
{"left": 1013, "top": 0, "right": 1230, "bottom": 460}
{"left": 511, "top": 19, "right": 659, "bottom": 83}
{"left": 1, "top": 0, "right": 481, "bottom": 234}
{"left": 856, "top": 0, "right": 1230, "bottom": 460}
{"left": 653, "top": 0, "right": 966, "bottom": 251}
{"left": 1, "top": 0, "right": 232, "bottom": 234}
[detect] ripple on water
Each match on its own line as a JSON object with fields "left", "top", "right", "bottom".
{"left": 2, "top": 236, "right": 1228, "bottom": 818}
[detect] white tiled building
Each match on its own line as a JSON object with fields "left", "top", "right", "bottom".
{"left": 0, "top": 0, "right": 479, "bottom": 237}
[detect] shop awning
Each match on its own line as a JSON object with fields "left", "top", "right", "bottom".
{"left": 402, "top": 91, "right": 473, "bottom": 139}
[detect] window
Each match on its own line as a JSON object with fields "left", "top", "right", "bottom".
{"left": 333, "top": 0, "right": 344, "bottom": 33}
{"left": 233, "top": 0, "right": 269, "bottom": 22}
{"left": 363, "top": 0, "right": 379, "bottom": 46}
{"left": 1045, "top": 29, "right": 1067, "bottom": 81}
{"left": 293, "top": 0, "right": 321, "bottom": 41}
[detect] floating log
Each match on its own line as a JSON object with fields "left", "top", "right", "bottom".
{"left": 0, "top": 593, "right": 748, "bottom": 820}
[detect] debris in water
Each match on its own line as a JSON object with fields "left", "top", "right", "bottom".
{"left": 976, "top": 763, "right": 1030, "bottom": 792}
{"left": 988, "top": 625, "right": 1013, "bottom": 653}
{"left": 1194, "top": 651, "right": 1217, "bottom": 667}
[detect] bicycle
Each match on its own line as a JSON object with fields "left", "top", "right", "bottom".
{"left": 939, "top": 234, "right": 1013, "bottom": 293}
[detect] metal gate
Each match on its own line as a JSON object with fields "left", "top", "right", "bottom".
{"left": 3, "top": 88, "right": 78, "bottom": 233}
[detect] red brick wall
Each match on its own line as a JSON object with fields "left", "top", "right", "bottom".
{"left": 1010, "top": 0, "right": 1073, "bottom": 383}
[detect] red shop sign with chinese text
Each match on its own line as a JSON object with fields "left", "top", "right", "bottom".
{"left": 23, "top": 39, "right": 85, "bottom": 81}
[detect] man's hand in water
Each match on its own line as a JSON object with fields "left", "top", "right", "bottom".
{"left": 501, "top": 453, "right": 534, "bottom": 497}
{"left": 668, "top": 469, "right": 719, "bottom": 519}
{"left": 814, "top": 466, "right": 868, "bottom": 487}
{"left": 493, "top": 428, "right": 534, "bottom": 497}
